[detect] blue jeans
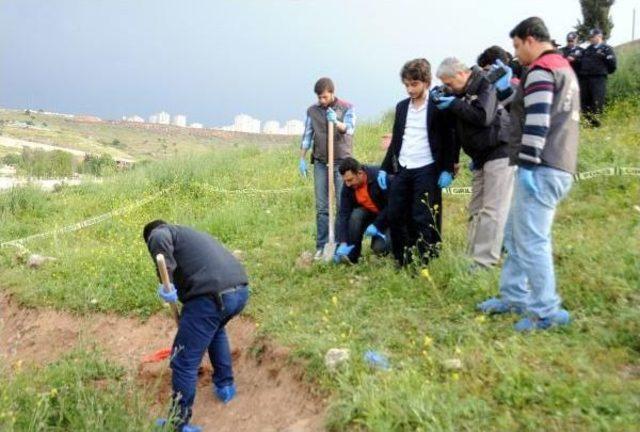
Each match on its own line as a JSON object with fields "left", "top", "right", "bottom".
{"left": 169, "top": 286, "right": 249, "bottom": 426}
{"left": 499, "top": 166, "right": 573, "bottom": 318}
{"left": 314, "top": 160, "right": 344, "bottom": 250}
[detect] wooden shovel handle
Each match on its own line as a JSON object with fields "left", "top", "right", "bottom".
{"left": 156, "top": 254, "right": 180, "bottom": 325}
{"left": 327, "top": 121, "right": 335, "bottom": 244}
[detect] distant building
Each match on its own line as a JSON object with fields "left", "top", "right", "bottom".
{"left": 156, "top": 111, "right": 171, "bottom": 125}
{"left": 124, "top": 115, "right": 144, "bottom": 123}
{"left": 233, "top": 114, "right": 261, "bottom": 133}
{"left": 262, "top": 120, "right": 281, "bottom": 134}
{"left": 172, "top": 114, "right": 187, "bottom": 127}
{"left": 284, "top": 119, "right": 305, "bottom": 135}
{"left": 189, "top": 122, "right": 203, "bottom": 129}
{"left": 148, "top": 114, "right": 159, "bottom": 124}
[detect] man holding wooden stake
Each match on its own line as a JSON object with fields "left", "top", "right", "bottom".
{"left": 143, "top": 220, "right": 250, "bottom": 432}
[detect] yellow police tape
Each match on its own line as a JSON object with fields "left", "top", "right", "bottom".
{"left": 1, "top": 166, "right": 638, "bottom": 249}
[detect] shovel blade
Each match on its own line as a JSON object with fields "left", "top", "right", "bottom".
{"left": 322, "top": 242, "right": 337, "bottom": 263}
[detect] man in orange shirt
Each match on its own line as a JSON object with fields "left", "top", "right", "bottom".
{"left": 335, "top": 157, "right": 391, "bottom": 264}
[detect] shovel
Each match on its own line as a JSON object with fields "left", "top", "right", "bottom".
{"left": 140, "top": 254, "right": 180, "bottom": 363}
{"left": 322, "top": 121, "right": 337, "bottom": 262}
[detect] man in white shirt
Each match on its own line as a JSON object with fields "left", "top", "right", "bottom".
{"left": 378, "top": 58, "right": 458, "bottom": 266}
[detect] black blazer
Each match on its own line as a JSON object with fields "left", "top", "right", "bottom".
{"left": 381, "top": 97, "right": 458, "bottom": 175}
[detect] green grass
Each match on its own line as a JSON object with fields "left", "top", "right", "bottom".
{"left": 1, "top": 48, "right": 639, "bottom": 432}
{"left": 609, "top": 41, "right": 640, "bottom": 102}
{"left": 0, "top": 351, "right": 153, "bottom": 431}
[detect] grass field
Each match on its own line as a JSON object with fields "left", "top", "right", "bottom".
{"left": 0, "top": 51, "right": 638, "bottom": 430}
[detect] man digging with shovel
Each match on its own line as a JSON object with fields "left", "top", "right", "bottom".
{"left": 143, "top": 220, "right": 250, "bottom": 432}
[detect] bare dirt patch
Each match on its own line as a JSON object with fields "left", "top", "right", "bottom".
{"left": 0, "top": 294, "right": 326, "bottom": 431}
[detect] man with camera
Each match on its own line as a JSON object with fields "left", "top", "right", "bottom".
{"left": 433, "top": 58, "right": 514, "bottom": 270}
{"left": 560, "top": 32, "right": 584, "bottom": 75}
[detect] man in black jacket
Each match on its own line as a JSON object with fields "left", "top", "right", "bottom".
{"left": 435, "top": 57, "right": 515, "bottom": 269}
{"left": 334, "top": 157, "right": 390, "bottom": 263}
{"left": 580, "top": 28, "right": 617, "bottom": 127}
{"left": 378, "top": 58, "right": 457, "bottom": 267}
{"left": 143, "top": 220, "right": 250, "bottom": 432}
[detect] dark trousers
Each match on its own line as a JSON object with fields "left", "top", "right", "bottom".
{"left": 346, "top": 207, "right": 390, "bottom": 263}
{"left": 169, "top": 286, "right": 249, "bottom": 427}
{"left": 579, "top": 76, "right": 607, "bottom": 127}
{"left": 386, "top": 164, "right": 442, "bottom": 266}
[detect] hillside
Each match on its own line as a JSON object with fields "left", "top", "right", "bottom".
{"left": 0, "top": 109, "right": 296, "bottom": 162}
{"left": 0, "top": 49, "right": 638, "bottom": 431}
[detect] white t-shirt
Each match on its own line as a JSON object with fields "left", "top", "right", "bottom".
{"left": 398, "top": 98, "right": 434, "bottom": 169}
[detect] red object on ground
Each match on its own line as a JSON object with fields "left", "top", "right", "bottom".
{"left": 141, "top": 347, "right": 172, "bottom": 363}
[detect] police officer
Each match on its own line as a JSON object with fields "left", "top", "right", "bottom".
{"left": 579, "top": 28, "right": 617, "bottom": 127}
{"left": 560, "top": 32, "right": 583, "bottom": 75}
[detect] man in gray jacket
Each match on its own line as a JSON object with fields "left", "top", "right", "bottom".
{"left": 477, "top": 17, "right": 580, "bottom": 332}
{"left": 298, "top": 77, "right": 356, "bottom": 260}
{"left": 435, "top": 57, "right": 515, "bottom": 269}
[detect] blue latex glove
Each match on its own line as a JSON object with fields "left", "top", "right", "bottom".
{"left": 364, "top": 224, "right": 387, "bottom": 241}
{"left": 492, "top": 59, "right": 513, "bottom": 92}
{"left": 326, "top": 107, "right": 338, "bottom": 124}
{"left": 377, "top": 170, "right": 388, "bottom": 190}
{"left": 518, "top": 167, "right": 538, "bottom": 195}
{"left": 334, "top": 243, "right": 355, "bottom": 263}
{"left": 436, "top": 96, "right": 455, "bottom": 110}
{"left": 298, "top": 158, "right": 307, "bottom": 178}
{"left": 437, "top": 171, "right": 453, "bottom": 188}
{"left": 157, "top": 283, "right": 178, "bottom": 304}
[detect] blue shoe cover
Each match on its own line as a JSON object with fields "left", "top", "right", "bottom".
{"left": 515, "top": 309, "right": 570, "bottom": 332}
{"left": 155, "top": 418, "right": 202, "bottom": 432}
{"left": 214, "top": 384, "right": 236, "bottom": 404}
{"left": 476, "top": 297, "right": 522, "bottom": 315}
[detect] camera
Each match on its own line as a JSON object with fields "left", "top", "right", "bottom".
{"left": 485, "top": 66, "right": 507, "bottom": 84}
{"left": 430, "top": 85, "right": 451, "bottom": 104}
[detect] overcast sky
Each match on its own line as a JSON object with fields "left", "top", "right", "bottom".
{"left": 1, "top": 0, "right": 638, "bottom": 126}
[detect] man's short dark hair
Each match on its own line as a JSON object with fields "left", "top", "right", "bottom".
{"left": 477, "top": 46, "right": 511, "bottom": 68}
{"left": 339, "top": 157, "right": 363, "bottom": 176}
{"left": 314, "top": 77, "right": 334, "bottom": 95}
{"left": 400, "top": 58, "right": 432, "bottom": 84}
{"left": 143, "top": 219, "right": 167, "bottom": 243}
{"left": 509, "top": 17, "right": 551, "bottom": 42}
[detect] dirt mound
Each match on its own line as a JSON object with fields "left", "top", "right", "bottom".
{"left": 0, "top": 295, "right": 326, "bottom": 431}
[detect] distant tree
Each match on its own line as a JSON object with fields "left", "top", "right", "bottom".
{"left": 576, "top": 0, "right": 615, "bottom": 40}
{"left": 24, "top": 109, "right": 31, "bottom": 115}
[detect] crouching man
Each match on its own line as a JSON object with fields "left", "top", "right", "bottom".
{"left": 334, "top": 157, "right": 391, "bottom": 263}
{"left": 143, "top": 220, "right": 250, "bottom": 432}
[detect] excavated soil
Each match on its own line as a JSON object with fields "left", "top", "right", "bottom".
{"left": 0, "top": 294, "right": 326, "bottom": 431}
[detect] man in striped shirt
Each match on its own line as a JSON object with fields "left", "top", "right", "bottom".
{"left": 477, "top": 17, "right": 580, "bottom": 332}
